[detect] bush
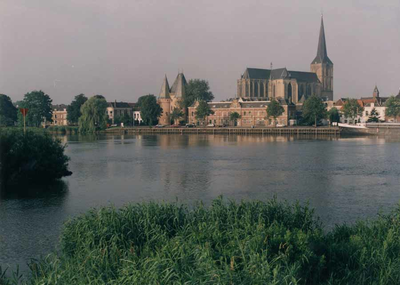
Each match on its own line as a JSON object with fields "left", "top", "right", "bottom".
{"left": 0, "top": 130, "right": 72, "bottom": 186}
{"left": 4, "top": 199, "right": 400, "bottom": 284}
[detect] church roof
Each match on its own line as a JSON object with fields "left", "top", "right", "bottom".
{"left": 159, "top": 75, "right": 170, "bottom": 99}
{"left": 311, "top": 16, "right": 333, "bottom": 65}
{"left": 243, "top": 67, "right": 319, "bottom": 83}
{"left": 170, "top": 73, "right": 187, "bottom": 98}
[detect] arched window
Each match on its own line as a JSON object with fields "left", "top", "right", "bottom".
{"left": 307, "top": 84, "right": 312, "bottom": 96}
{"left": 287, "top": 83, "right": 292, "bottom": 101}
{"left": 272, "top": 84, "right": 275, "bottom": 98}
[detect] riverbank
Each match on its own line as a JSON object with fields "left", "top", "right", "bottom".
{"left": 2, "top": 198, "right": 400, "bottom": 285}
{"left": 105, "top": 126, "right": 341, "bottom": 135}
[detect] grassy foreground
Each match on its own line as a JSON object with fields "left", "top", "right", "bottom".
{"left": 2, "top": 198, "right": 400, "bottom": 285}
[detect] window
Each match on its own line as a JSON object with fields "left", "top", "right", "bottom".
{"left": 365, "top": 111, "right": 369, "bottom": 116}
{"left": 244, "top": 112, "right": 246, "bottom": 115}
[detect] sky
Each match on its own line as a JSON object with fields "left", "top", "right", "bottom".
{"left": 0, "top": 0, "right": 399, "bottom": 104}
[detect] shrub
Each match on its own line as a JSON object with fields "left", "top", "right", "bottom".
{"left": 0, "top": 130, "right": 71, "bottom": 186}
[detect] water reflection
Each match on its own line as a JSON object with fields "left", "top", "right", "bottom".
{"left": 1, "top": 133, "right": 400, "bottom": 274}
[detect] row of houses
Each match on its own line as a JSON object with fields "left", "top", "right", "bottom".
{"left": 51, "top": 101, "right": 143, "bottom": 126}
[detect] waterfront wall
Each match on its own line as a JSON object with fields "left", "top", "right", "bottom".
{"left": 105, "top": 127, "right": 341, "bottom": 135}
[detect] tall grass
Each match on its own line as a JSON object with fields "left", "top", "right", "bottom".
{"left": 3, "top": 198, "right": 400, "bottom": 284}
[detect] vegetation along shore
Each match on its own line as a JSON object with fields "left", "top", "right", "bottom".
{"left": 1, "top": 198, "right": 400, "bottom": 284}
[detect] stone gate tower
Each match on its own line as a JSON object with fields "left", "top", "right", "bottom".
{"left": 310, "top": 16, "right": 333, "bottom": 100}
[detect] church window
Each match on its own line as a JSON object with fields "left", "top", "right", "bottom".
{"left": 287, "top": 83, "right": 292, "bottom": 101}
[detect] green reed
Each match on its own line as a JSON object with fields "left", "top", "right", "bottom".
{"left": 3, "top": 198, "right": 400, "bottom": 284}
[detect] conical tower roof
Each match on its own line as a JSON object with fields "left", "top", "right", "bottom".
{"left": 159, "top": 75, "right": 170, "bottom": 99}
{"left": 312, "top": 16, "right": 332, "bottom": 65}
{"left": 170, "top": 72, "right": 187, "bottom": 98}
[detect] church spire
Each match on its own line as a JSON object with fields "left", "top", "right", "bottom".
{"left": 312, "top": 15, "right": 332, "bottom": 64}
{"left": 373, "top": 85, "right": 380, "bottom": 98}
{"left": 159, "top": 75, "right": 170, "bottom": 98}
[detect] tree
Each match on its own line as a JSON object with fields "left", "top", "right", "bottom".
{"left": 229, "top": 112, "right": 241, "bottom": 126}
{"left": 67, "top": 94, "right": 88, "bottom": 125}
{"left": 115, "top": 112, "right": 133, "bottom": 127}
{"left": 328, "top": 107, "right": 340, "bottom": 125}
{"left": 182, "top": 79, "right": 214, "bottom": 109}
{"left": 266, "top": 99, "right": 284, "bottom": 126}
{"left": 367, "top": 108, "right": 380, "bottom": 123}
{"left": 385, "top": 96, "right": 400, "bottom": 122}
{"left": 170, "top": 108, "right": 184, "bottom": 125}
{"left": 302, "top": 95, "right": 327, "bottom": 127}
{"left": 342, "top": 98, "right": 364, "bottom": 124}
{"left": 17, "top": 90, "right": 53, "bottom": 127}
{"left": 137, "top": 94, "right": 162, "bottom": 126}
{"left": 195, "top": 101, "right": 214, "bottom": 125}
{"left": 78, "top": 96, "right": 108, "bottom": 133}
{"left": 0, "top": 94, "right": 17, "bottom": 126}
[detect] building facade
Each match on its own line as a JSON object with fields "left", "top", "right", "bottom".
{"left": 237, "top": 16, "right": 333, "bottom": 102}
{"left": 51, "top": 104, "right": 68, "bottom": 126}
{"left": 188, "top": 98, "right": 296, "bottom": 127}
{"left": 106, "top": 101, "right": 134, "bottom": 124}
{"left": 158, "top": 72, "right": 187, "bottom": 125}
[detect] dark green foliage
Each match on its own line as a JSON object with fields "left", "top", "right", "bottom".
{"left": 17, "top": 90, "right": 53, "bottom": 127}
{"left": 342, "top": 98, "right": 363, "bottom": 123}
{"left": 195, "top": 100, "right": 214, "bottom": 124}
{"left": 266, "top": 100, "right": 284, "bottom": 125}
{"left": 0, "top": 94, "right": 17, "bottom": 126}
{"left": 0, "top": 130, "right": 71, "bottom": 186}
{"left": 385, "top": 96, "right": 400, "bottom": 120}
{"left": 4, "top": 199, "right": 400, "bottom": 284}
{"left": 114, "top": 113, "right": 133, "bottom": 126}
{"left": 182, "top": 79, "right": 214, "bottom": 109}
{"left": 170, "top": 107, "right": 184, "bottom": 124}
{"left": 137, "top": 94, "right": 162, "bottom": 126}
{"left": 327, "top": 107, "right": 340, "bottom": 125}
{"left": 67, "top": 94, "right": 88, "bottom": 125}
{"left": 302, "top": 96, "right": 327, "bottom": 127}
{"left": 367, "top": 108, "right": 380, "bottom": 123}
{"left": 78, "top": 96, "right": 108, "bottom": 133}
{"left": 229, "top": 112, "right": 241, "bottom": 126}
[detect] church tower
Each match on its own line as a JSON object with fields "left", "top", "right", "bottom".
{"left": 310, "top": 16, "right": 333, "bottom": 100}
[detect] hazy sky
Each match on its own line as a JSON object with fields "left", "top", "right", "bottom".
{"left": 1, "top": 0, "right": 399, "bottom": 104}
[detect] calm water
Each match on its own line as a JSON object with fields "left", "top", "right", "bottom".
{"left": 1, "top": 134, "right": 400, "bottom": 272}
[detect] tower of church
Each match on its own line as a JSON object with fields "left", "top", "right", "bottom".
{"left": 310, "top": 16, "right": 333, "bottom": 100}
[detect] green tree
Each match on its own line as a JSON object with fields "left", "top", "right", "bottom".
{"left": 385, "top": 96, "right": 400, "bottom": 122}
{"left": 78, "top": 96, "right": 108, "bottom": 133}
{"left": 229, "top": 112, "right": 241, "bottom": 126}
{"left": 170, "top": 107, "right": 184, "bottom": 125}
{"left": 342, "top": 98, "right": 364, "bottom": 124}
{"left": 137, "top": 94, "right": 162, "bottom": 126}
{"left": 367, "top": 108, "right": 380, "bottom": 123}
{"left": 0, "top": 94, "right": 17, "bottom": 126}
{"left": 328, "top": 107, "right": 340, "bottom": 125}
{"left": 302, "top": 95, "right": 327, "bottom": 127}
{"left": 182, "top": 79, "right": 214, "bottom": 109}
{"left": 266, "top": 99, "right": 284, "bottom": 126}
{"left": 115, "top": 112, "right": 133, "bottom": 127}
{"left": 67, "top": 94, "right": 88, "bottom": 125}
{"left": 195, "top": 101, "right": 214, "bottom": 125}
{"left": 17, "top": 90, "right": 53, "bottom": 127}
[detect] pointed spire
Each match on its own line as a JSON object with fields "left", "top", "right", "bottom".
{"left": 159, "top": 75, "right": 170, "bottom": 99}
{"left": 373, "top": 85, "right": 380, "bottom": 98}
{"left": 170, "top": 72, "right": 187, "bottom": 98}
{"left": 312, "top": 15, "right": 332, "bottom": 64}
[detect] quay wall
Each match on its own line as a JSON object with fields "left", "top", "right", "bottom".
{"left": 105, "top": 127, "right": 341, "bottom": 135}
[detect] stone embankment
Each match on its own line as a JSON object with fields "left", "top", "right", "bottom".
{"left": 105, "top": 126, "right": 341, "bottom": 135}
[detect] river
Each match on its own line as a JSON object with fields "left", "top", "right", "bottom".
{"left": 1, "top": 134, "right": 400, "bottom": 273}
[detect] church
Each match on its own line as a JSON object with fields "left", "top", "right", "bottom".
{"left": 237, "top": 16, "right": 333, "bottom": 102}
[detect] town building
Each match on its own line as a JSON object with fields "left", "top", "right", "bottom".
{"left": 158, "top": 72, "right": 187, "bottom": 125}
{"left": 237, "top": 16, "right": 333, "bottom": 102}
{"left": 106, "top": 101, "right": 134, "bottom": 124}
{"left": 51, "top": 104, "right": 68, "bottom": 126}
{"left": 188, "top": 98, "right": 296, "bottom": 127}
